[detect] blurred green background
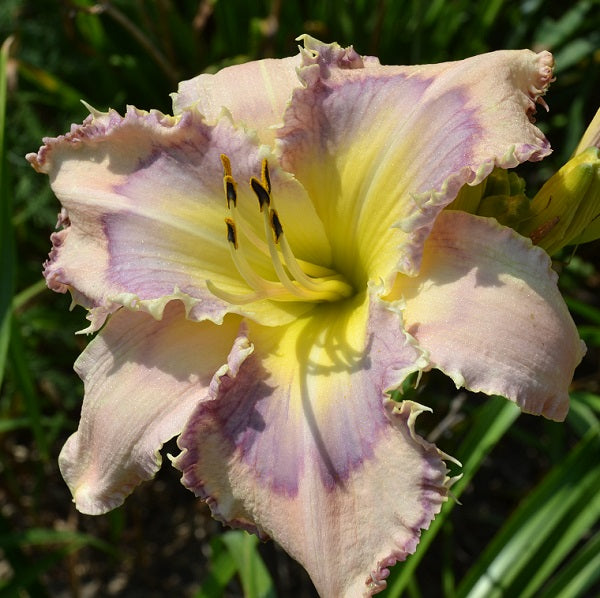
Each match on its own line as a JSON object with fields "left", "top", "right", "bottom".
{"left": 1, "top": 1, "right": 599, "bottom": 596}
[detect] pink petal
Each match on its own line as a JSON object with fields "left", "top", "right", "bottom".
{"left": 278, "top": 40, "right": 554, "bottom": 288}
{"left": 27, "top": 107, "right": 330, "bottom": 330}
{"left": 173, "top": 56, "right": 302, "bottom": 145}
{"left": 175, "top": 289, "right": 453, "bottom": 597}
{"left": 392, "top": 211, "right": 585, "bottom": 421}
{"left": 59, "top": 300, "right": 243, "bottom": 514}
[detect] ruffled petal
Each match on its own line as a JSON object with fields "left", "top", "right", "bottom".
{"left": 175, "top": 288, "right": 453, "bottom": 597}
{"left": 59, "top": 300, "right": 242, "bottom": 515}
{"left": 390, "top": 211, "right": 585, "bottom": 421}
{"left": 278, "top": 37, "right": 554, "bottom": 288}
{"left": 27, "top": 106, "right": 331, "bottom": 330}
{"left": 173, "top": 56, "right": 302, "bottom": 146}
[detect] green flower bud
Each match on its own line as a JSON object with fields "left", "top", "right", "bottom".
{"left": 448, "top": 168, "right": 531, "bottom": 228}
{"left": 476, "top": 192, "right": 531, "bottom": 228}
{"left": 574, "top": 107, "right": 600, "bottom": 156}
{"left": 518, "top": 146, "right": 600, "bottom": 254}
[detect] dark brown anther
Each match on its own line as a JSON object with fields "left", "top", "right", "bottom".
{"left": 225, "top": 176, "right": 237, "bottom": 208}
{"left": 225, "top": 217, "right": 238, "bottom": 249}
{"left": 261, "top": 159, "right": 271, "bottom": 194}
{"left": 270, "top": 209, "right": 283, "bottom": 243}
{"left": 250, "top": 177, "right": 271, "bottom": 211}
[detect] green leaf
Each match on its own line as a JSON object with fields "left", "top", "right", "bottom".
{"left": 12, "top": 279, "right": 48, "bottom": 311}
{"left": 538, "top": 532, "right": 600, "bottom": 598}
{"left": 456, "top": 431, "right": 600, "bottom": 598}
{"left": 567, "top": 391, "right": 600, "bottom": 436}
{"left": 0, "top": 523, "right": 116, "bottom": 594}
{"left": 8, "top": 317, "right": 49, "bottom": 461}
{"left": 554, "top": 38, "right": 596, "bottom": 73}
{"left": 0, "top": 528, "right": 114, "bottom": 554}
{"left": 0, "top": 37, "right": 15, "bottom": 391}
{"left": 194, "top": 536, "right": 238, "bottom": 598}
{"left": 565, "top": 296, "right": 600, "bottom": 325}
{"left": 221, "top": 530, "right": 276, "bottom": 598}
{"left": 534, "top": 1, "right": 592, "bottom": 48}
{"left": 17, "top": 61, "right": 84, "bottom": 110}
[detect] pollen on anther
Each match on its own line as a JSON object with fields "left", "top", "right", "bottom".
{"left": 225, "top": 217, "right": 238, "bottom": 249}
{"left": 270, "top": 209, "right": 283, "bottom": 243}
{"left": 250, "top": 177, "right": 270, "bottom": 211}
{"left": 220, "top": 154, "right": 232, "bottom": 177}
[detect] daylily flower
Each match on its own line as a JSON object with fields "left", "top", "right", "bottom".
{"left": 28, "top": 36, "right": 585, "bottom": 597}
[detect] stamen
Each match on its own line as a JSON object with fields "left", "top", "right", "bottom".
{"left": 271, "top": 208, "right": 354, "bottom": 296}
{"left": 261, "top": 158, "right": 271, "bottom": 194}
{"left": 214, "top": 217, "right": 324, "bottom": 302}
{"left": 261, "top": 206, "right": 310, "bottom": 299}
{"left": 270, "top": 209, "right": 283, "bottom": 243}
{"left": 225, "top": 222, "right": 280, "bottom": 294}
{"left": 225, "top": 217, "right": 238, "bottom": 249}
{"left": 250, "top": 177, "right": 270, "bottom": 212}
{"left": 220, "top": 154, "right": 232, "bottom": 177}
{"left": 224, "top": 175, "right": 237, "bottom": 208}
{"left": 212, "top": 156, "right": 354, "bottom": 305}
{"left": 225, "top": 216, "right": 318, "bottom": 300}
{"left": 206, "top": 280, "right": 263, "bottom": 305}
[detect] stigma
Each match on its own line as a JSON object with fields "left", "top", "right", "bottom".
{"left": 207, "top": 155, "right": 354, "bottom": 305}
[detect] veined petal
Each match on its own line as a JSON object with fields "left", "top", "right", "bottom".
{"left": 278, "top": 38, "right": 554, "bottom": 288}
{"left": 173, "top": 56, "right": 302, "bottom": 146}
{"left": 59, "top": 300, "right": 243, "bottom": 515}
{"left": 175, "top": 288, "right": 453, "bottom": 597}
{"left": 390, "top": 211, "right": 585, "bottom": 421}
{"left": 27, "top": 106, "right": 332, "bottom": 330}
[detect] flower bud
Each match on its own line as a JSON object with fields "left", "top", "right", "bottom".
{"left": 574, "top": 107, "right": 600, "bottom": 156}
{"left": 448, "top": 168, "right": 531, "bottom": 228}
{"left": 518, "top": 146, "right": 600, "bottom": 254}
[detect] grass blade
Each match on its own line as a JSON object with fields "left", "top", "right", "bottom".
{"left": 194, "top": 536, "right": 238, "bottom": 598}
{"left": 538, "top": 532, "right": 600, "bottom": 598}
{"left": 0, "top": 527, "right": 115, "bottom": 554}
{"left": 567, "top": 391, "right": 600, "bottom": 436}
{"left": 456, "top": 431, "right": 600, "bottom": 598}
{"left": 8, "top": 316, "right": 49, "bottom": 460}
{"left": 221, "top": 530, "right": 276, "bottom": 598}
{"left": 0, "top": 36, "right": 15, "bottom": 389}
{"left": 518, "top": 481, "right": 600, "bottom": 598}
{"left": 565, "top": 296, "right": 600, "bottom": 325}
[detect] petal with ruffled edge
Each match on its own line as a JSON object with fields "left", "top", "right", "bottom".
{"left": 278, "top": 37, "right": 554, "bottom": 288}
{"left": 174, "top": 288, "right": 453, "bottom": 597}
{"left": 389, "top": 211, "right": 585, "bottom": 421}
{"left": 27, "top": 107, "right": 332, "bottom": 331}
{"left": 59, "top": 300, "right": 244, "bottom": 515}
{"left": 173, "top": 56, "right": 302, "bottom": 146}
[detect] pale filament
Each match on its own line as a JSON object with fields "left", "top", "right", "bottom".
{"left": 207, "top": 155, "right": 354, "bottom": 305}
